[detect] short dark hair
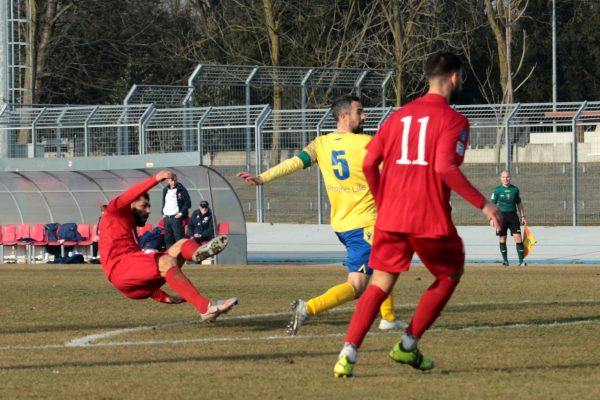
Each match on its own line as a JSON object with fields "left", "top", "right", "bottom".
{"left": 139, "top": 192, "right": 150, "bottom": 201}
{"left": 425, "top": 52, "right": 462, "bottom": 79}
{"left": 331, "top": 94, "right": 362, "bottom": 122}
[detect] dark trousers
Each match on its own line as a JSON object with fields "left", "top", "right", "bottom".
{"left": 163, "top": 215, "right": 185, "bottom": 248}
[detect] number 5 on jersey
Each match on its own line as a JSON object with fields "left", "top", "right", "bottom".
{"left": 331, "top": 150, "right": 350, "bottom": 180}
{"left": 396, "top": 116, "right": 429, "bottom": 166}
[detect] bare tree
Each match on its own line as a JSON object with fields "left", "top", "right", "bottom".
{"left": 482, "top": 0, "right": 535, "bottom": 104}
{"left": 19, "top": 0, "right": 73, "bottom": 144}
{"left": 479, "top": 0, "right": 536, "bottom": 162}
{"left": 371, "top": 0, "right": 467, "bottom": 105}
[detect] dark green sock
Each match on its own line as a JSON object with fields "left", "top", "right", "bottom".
{"left": 499, "top": 243, "right": 508, "bottom": 261}
{"left": 516, "top": 243, "right": 525, "bottom": 262}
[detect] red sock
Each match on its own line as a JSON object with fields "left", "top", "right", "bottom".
{"left": 180, "top": 239, "right": 200, "bottom": 261}
{"left": 407, "top": 276, "right": 459, "bottom": 338}
{"left": 344, "top": 285, "right": 388, "bottom": 348}
{"left": 164, "top": 267, "right": 210, "bottom": 313}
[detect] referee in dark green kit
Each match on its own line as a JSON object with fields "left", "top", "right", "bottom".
{"left": 491, "top": 170, "right": 527, "bottom": 266}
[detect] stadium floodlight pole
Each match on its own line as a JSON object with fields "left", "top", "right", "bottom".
{"left": 552, "top": 0, "right": 557, "bottom": 111}
{"left": 571, "top": 101, "right": 587, "bottom": 226}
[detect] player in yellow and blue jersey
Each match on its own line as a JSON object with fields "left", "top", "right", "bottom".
{"left": 237, "top": 95, "right": 405, "bottom": 335}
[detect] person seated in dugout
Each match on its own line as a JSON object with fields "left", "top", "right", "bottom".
{"left": 187, "top": 200, "right": 215, "bottom": 245}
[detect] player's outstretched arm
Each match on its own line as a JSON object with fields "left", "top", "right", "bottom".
{"left": 236, "top": 172, "right": 264, "bottom": 186}
{"left": 238, "top": 142, "right": 316, "bottom": 186}
{"left": 481, "top": 201, "right": 502, "bottom": 230}
{"left": 113, "top": 174, "right": 163, "bottom": 211}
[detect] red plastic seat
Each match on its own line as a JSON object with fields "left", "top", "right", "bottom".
{"left": 75, "top": 224, "right": 93, "bottom": 245}
{"left": 16, "top": 224, "right": 32, "bottom": 263}
{"left": 15, "top": 223, "right": 31, "bottom": 243}
{"left": 2, "top": 224, "right": 17, "bottom": 263}
{"left": 217, "top": 222, "right": 230, "bottom": 235}
{"left": 30, "top": 224, "right": 48, "bottom": 263}
{"left": 74, "top": 224, "right": 94, "bottom": 258}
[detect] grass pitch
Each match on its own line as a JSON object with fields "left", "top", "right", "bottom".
{"left": 1, "top": 263, "right": 599, "bottom": 399}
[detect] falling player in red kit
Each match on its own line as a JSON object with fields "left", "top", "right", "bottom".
{"left": 333, "top": 52, "right": 502, "bottom": 377}
{"left": 99, "top": 169, "right": 237, "bottom": 321}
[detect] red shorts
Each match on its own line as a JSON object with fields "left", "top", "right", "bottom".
{"left": 109, "top": 251, "right": 166, "bottom": 299}
{"left": 369, "top": 227, "right": 465, "bottom": 277}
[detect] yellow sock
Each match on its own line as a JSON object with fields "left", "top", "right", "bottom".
{"left": 306, "top": 282, "right": 356, "bottom": 316}
{"left": 379, "top": 294, "right": 396, "bottom": 321}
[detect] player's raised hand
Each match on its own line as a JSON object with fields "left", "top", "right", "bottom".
{"left": 236, "top": 171, "right": 264, "bottom": 186}
{"left": 155, "top": 169, "right": 175, "bottom": 182}
{"left": 481, "top": 201, "right": 502, "bottom": 230}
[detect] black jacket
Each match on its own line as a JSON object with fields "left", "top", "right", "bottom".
{"left": 187, "top": 209, "right": 215, "bottom": 240}
{"left": 161, "top": 182, "right": 191, "bottom": 219}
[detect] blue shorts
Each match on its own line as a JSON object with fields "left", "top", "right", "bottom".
{"left": 335, "top": 225, "right": 374, "bottom": 275}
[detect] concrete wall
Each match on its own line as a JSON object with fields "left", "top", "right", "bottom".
{"left": 246, "top": 223, "right": 600, "bottom": 264}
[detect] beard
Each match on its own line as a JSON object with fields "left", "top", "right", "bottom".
{"left": 132, "top": 208, "right": 148, "bottom": 227}
{"left": 351, "top": 124, "right": 364, "bottom": 134}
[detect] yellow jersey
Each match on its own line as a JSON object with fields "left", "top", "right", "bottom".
{"left": 258, "top": 132, "right": 376, "bottom": 232}
{"left": 304, "top": 133, "right": 375, "bottom": 232}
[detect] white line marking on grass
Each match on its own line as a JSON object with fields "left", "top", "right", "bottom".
{"left": 65, "top": 298, "right": 600, "bottom": 346}
{"left": 64, "top": 311, "right": 288, "bottom": 347}
{"left": 0, "top": 319, "right": 598, "bottom": 351}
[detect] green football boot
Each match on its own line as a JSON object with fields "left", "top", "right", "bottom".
{"left": 333, "top": 355, "right": 355, "bottom": 378}
{"left": 389, "top": 341, "right": 434, "bottom": 371}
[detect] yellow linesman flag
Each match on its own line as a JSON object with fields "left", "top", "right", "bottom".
{"left": 523, "top": 225, "right": 537, "bottom": 257}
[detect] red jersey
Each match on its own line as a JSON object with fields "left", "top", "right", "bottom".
{"left": 99, "top": 176, "right": 159, "bottom": 279}
{"left": 364, "top": 93, "right": 486, "bottom": 237}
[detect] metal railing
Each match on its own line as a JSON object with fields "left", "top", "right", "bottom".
{"left": 2, "top": 101, "right": 600, "bottom": 226}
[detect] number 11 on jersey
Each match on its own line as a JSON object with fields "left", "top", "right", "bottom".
{"left": 396, "top": 116, "right": 429, "bottom": 166}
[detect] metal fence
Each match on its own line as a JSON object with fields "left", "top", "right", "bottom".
{"left": 2, "top": 101, "right": 600, "bottom": 226}
{"left": 119, "top": 65, "right": 393, "bottom": 110}
{"left": 187, "top": 64, "right": 393, "bottom": 109}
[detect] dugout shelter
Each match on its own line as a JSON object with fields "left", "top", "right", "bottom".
{"left": 0, "top": 162, "right": 246, "bottom": 264}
